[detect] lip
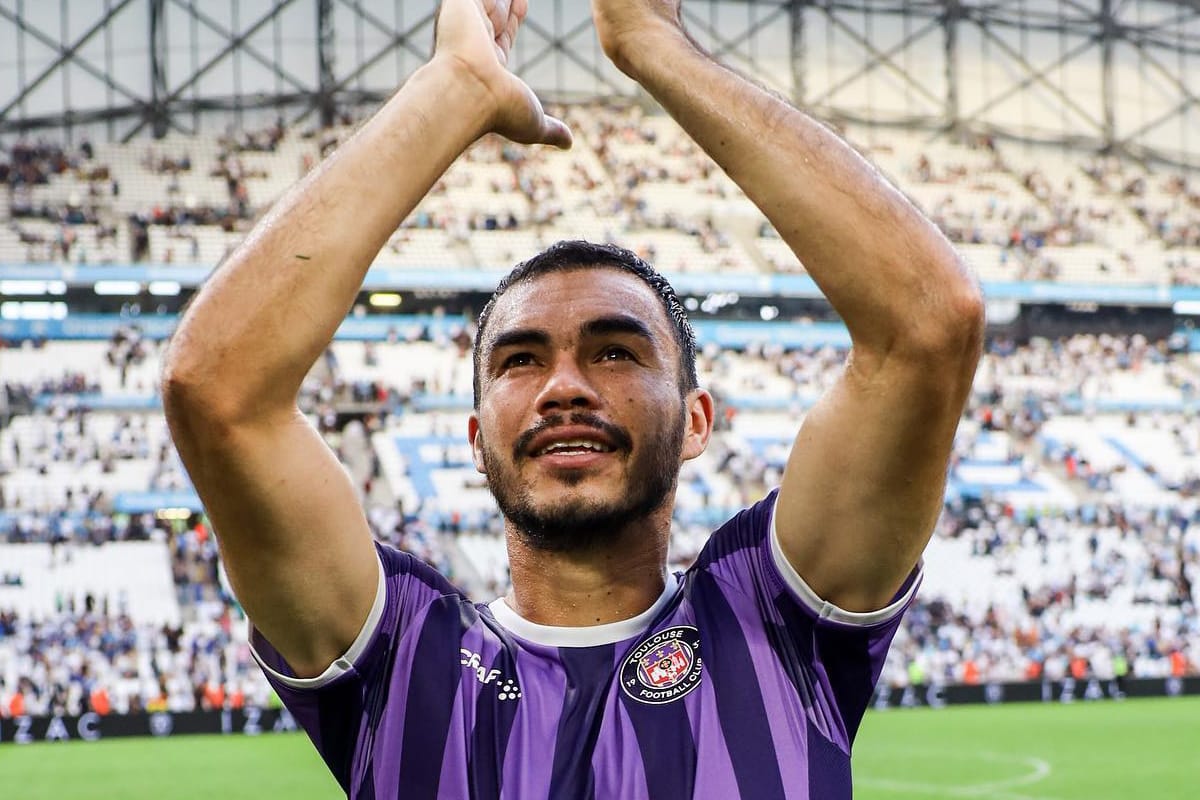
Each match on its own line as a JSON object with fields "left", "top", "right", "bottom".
{"left": 525, "top": 425, "right": 620, "bottom": 459}
{"left": 534, "top": 449, "right": 616, "bottom": 470}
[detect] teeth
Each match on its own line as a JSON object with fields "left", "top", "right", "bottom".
{"left": 539, "top": 439, "right": 613, "bottom": 456}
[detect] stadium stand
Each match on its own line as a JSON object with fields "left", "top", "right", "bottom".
{"left": 5, "top": 109, "right": 1200, "bottom": 286}
{"left": 2, "top": 328, "right": 1198, "bottom": 715}
{"left": 1, "top": 111, "right": 1198, "bottom": 717}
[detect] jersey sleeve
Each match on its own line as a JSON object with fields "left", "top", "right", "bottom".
{"left": 247, "top": 541, "right": 460, "bottom": 791}
{"left": 692, "top": 489, "right": 921, "bottom": 746}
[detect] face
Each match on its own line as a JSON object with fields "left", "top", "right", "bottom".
{"left": 469, "top": 268, "right": 713, "bottom": 552}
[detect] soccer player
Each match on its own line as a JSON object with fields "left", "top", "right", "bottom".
{"left": 161, "top": 0, "right": 983, "bottom": 796}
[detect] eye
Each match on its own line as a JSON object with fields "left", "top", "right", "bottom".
{"left": 501, "top": 352, "right": 536, "bottom": 370}
{"left": 600, "top": 346, "right": 635, "bottom": 362}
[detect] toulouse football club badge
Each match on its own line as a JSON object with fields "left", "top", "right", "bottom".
{"left": 621, "top": 626, "right": 703, "bottom": 705}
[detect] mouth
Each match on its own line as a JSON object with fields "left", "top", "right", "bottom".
{"left": 532, "top": 444, "right": 616, "bottom": 471}
{"left": 520, "top": 421, "right": 628, "bottom": 470}
{"left": 533, "top": 439, "right": 617, "bottom": 471}
{"left": 533, "top": 438, "right": 617, "bottom": 458}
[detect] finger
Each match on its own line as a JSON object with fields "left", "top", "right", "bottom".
{"left": 540, "top": 116, "right": 574, "bottom": 150}
{"left": 464, "top": 0, "right": 496, "bottom": 40}
{"left": 488, "top": 0, "right": 510, "bottom": 42}
{"left": 512, "top": 0, "right": 528, "bottom": 23}
{"left": 503, "top": 9, "right": 520, "bottom": 52}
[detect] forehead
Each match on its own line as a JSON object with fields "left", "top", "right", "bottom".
{"left": 484, "top": 268, "right": 677, "bottom": 347}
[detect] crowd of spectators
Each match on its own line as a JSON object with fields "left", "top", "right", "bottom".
{"left": 0, "top": 483, "right": 459, "bottom": 720}
{"left": 884, "top": 498, "right": 1198, "bottom": 688}
{"left": 3, "top": 491, "right": 1193, "bottom": 720}
{"left": 1, "top": 332, "right": 1196, "bottom": 716}
{"left": 2, "top": 111, "right": 1199, "bottom": 722}
{"left": 9, "top": 107, "right": 1195, "bottom": 277}
{"left": 0, "top": 502, "right": 259, "bottom": 720}
{"left": 1, "top": 140, "right": 78, "bottom": 188}
{"left": 1124, "top": 170, "right": 1200, "bottom": 249}
{"left": 0, "top": 603, "right": 270, "bottom": 719}
{"left": 966, "top": 333, "right": 1191, "bottom": 431}
{"left": 2, "top": 138, "right": 119, "bottom": 261}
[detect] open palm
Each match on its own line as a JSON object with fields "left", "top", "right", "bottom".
{"left": 435, "top": 0, "right": 571, "bottom": 148}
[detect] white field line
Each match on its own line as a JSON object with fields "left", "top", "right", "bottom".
{"left": 856, "top": 748, "right": 1058, "bottom": 800}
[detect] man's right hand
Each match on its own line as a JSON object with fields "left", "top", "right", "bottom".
{"left": 435, "top": 0, "right": 572, "bottom": 149}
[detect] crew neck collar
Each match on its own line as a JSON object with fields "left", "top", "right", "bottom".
{"left": 487, "top": 577, "right": 680, "bottom": 647}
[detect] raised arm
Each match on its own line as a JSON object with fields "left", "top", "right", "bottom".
{"left": 593, "top": 1, "right": 983, "bottom": 612}
{"left": 161, "top": 0, "right": 570, "bottom": 678}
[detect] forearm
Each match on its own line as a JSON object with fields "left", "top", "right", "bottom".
{"left": 164, "top": 60, "right": 493, "bottom": 419}
{"left": 615, "top": 31, "right": 980, "bottom": 356}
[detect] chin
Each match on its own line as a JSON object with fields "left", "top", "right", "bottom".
{"left": 507, "top": 494, "right": 642, "bottom": 552}
{"left": 529, "top": 478, "right": 623, "bottom": 508}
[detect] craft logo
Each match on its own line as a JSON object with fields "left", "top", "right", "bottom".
{"left": 460, "top": 648, "right": 522, "bottom": 701}
{"left": 621, "top": 626, "right": 702, "bottom": 705}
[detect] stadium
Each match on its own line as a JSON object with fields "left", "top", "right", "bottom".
{"left": 0, "top": 0, "right": 1198, "bottom": 798}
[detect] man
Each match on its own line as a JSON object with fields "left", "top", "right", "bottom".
{"left": 162, "top": 0, "right": 983, "bottom": 797}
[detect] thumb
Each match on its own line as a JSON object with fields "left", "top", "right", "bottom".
{"left": 539, "top": 115, "right": 573, "bottom": 150}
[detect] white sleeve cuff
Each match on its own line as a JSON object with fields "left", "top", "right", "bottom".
{"left": 769, "top": 494, "right": 921, "bottom": 627}
{"left": 249, "top": 552, "right": 388, "bottom": 690}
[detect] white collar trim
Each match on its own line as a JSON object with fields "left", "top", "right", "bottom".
{"left": 488, "top": 578, "right": 679, "bottom": 648}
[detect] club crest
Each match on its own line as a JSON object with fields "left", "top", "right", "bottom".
{"left": 621, "top": 626, "right": 702, "bottom": 705}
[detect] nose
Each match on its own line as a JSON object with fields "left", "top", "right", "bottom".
{"left": 535, "top": 354, "right": 600, "bottom": 414}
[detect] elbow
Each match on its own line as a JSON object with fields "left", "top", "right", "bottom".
{"left": 161, "top": 366, "right": 208, "bottom": 458}
{"left": 161, "top": 360, "right": 203, "bottom": 418}
{"left": 160, "top": 337, "right": 243, "bottom": 433}
{"left": 160, "top": 336, "right": 196, "bottom": 412}
{"left": 161, "top": 336, "right": 294, "bottom": 438}
{"left": 899, "top": 270, "right": 986, "bottom": 376}
{"left": 941, "top": 279, "right": 986, "bottom": 362}
{"left": 161, "top": 345, "right": 220, "bottom": 435}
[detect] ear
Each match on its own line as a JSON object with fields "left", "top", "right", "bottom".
{"left": 468, "top": 413, "right": 487, "bottom": 474}
{"left": 681, "top": 388, "right": 715, "bottom": 462}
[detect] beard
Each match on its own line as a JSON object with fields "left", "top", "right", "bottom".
{"left": 480, "top": 407, "right": 686, "bottom": 553}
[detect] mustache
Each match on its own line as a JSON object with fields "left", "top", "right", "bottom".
{"left": 513, "top": 412, "right": 634, "bottom": 460}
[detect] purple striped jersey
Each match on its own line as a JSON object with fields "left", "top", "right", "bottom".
{"left": 251, "top": 491, "right": 920, "bottom": 799}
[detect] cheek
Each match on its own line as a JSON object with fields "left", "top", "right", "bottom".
{"left": 498, "top": 375, "right": 542, "bottom": 411}
{"left": 482, "top": 392, "right": 520, "bottom": 430}
{"left": 479, "top": 406, "right": 527, "bottom": 461}
{"left": 623, "top": 387, "right": 684, "bottom": 430}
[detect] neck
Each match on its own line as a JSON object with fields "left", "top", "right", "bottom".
{"left": 502, "top": 508, "right": 672, "bottom": 627}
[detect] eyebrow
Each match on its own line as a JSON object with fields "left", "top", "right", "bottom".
{"left": 482, "top": 326, "right": 552, "bottom": 367}
{"left": 487, "top": 328, "right": 552, "bottom": 356}
{"left": 579, "top": 315, "right": 657, "bottom": 343}
{"left": 488, "top": 315, "right": 657, "bottom": 355}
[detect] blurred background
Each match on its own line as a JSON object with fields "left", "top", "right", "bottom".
{"left": 0, "top": 1, "right": 1197, "bottom": 797}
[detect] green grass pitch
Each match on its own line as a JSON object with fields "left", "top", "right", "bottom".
{"left": 2, "top": 698, "right": 1197, "bottom": 799}
{"left": 854, "top": 698, "right": 1200, "bottom": 799}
